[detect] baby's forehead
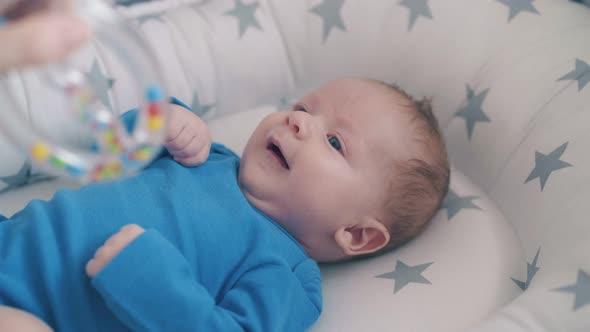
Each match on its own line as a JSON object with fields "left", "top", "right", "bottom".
{"left": 312, "top": 79, "right": 419, "bottom": 163}
{"left": 310, "top": 79, "right": 412, "bottom": 117}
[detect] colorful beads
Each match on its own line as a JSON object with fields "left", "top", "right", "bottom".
{"left": 102, "top": 128, "right": 124, "bottom": 153}
{"left": 130, "top": 145, "right": 153, "bottom": 161}
{"left": 91, "top": 160, "right": 122, "bottom": 181}
{"left": 32, "top": 141, "right": 87, "bottom": 177}
{"left": 145, "top": 86, "right": 165, "bottom": 133}
{"left": 29, "top": 82, "right": 165, "bottom": 182}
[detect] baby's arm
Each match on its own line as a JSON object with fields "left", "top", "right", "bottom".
{"left": 86, "top": 225, "right": 321, "bottom": 332}
{"left": 163, "top": 104, "right": 212, "bottom": 167}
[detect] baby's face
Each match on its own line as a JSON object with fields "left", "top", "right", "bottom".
{"left": 239, "top": 79, "right": 416, "bottom": 261}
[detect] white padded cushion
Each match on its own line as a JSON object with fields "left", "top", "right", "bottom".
{"left": 312, "top": 166, "right": 522, "bottom": 331}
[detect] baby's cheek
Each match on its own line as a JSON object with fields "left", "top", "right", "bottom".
{"left": 294, "top": 184, "right": 337, "bottom": 221}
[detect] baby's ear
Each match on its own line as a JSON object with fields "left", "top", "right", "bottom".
{"left": 334, "top": 217, "right": 390, "bottom": 256}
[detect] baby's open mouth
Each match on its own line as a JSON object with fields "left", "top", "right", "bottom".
{"left": 267, "top": 142, "right": 290, "bottom": 170}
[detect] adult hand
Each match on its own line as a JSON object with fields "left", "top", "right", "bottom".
{"left": 0, "top": 0, "right": 90, "bottom": 72}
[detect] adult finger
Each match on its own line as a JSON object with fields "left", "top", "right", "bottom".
{"left": 0, "top": 13, "right": 90, "bottom": 72}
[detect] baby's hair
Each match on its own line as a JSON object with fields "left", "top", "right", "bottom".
{"left": 363, "top": 80, "right": 450, "bottom": 258}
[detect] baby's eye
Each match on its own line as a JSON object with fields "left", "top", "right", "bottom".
{"left": 328, "top": 136, "right": 342, "bottom": 152}
{"left": 294, "top": 105, "right": 308, "bottom": 113}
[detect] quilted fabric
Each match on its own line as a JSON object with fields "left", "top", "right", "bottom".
{"left": 0, "top": 0, "right": 589, "bottom": 331}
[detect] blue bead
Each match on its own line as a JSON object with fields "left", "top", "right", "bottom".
{"left": 90, "top": 142, "right": 100, "bottom": 153}
{"left": 0, "top": 17, "right": 7, "bottom": 26}
{"left": 66, "top": 165, "right": 85, "bottom": 176}
{"left": 96, "top": 122, "right": 108, "bottom": 131}
{"left": 120, "top": 155, "right": 142, "bottom": 170}
{"left": 146, "top": 85, "right": 163, "bottom": 102}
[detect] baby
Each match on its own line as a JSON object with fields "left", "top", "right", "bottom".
{"left": 0, "top": 78, "right": 449, "bottom": 332}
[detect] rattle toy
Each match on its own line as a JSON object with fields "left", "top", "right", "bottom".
{"left": 0, "top": 0, "right": 168, "bottom": 182}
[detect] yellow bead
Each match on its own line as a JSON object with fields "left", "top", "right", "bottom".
{"left": 148, "top": 116, "right": 163, "bottom": 132}
{"left": 31, "top": 142, "right": 50, "bottom": 161}
{"left": 132, "top": 153, "right": 142, "bottom": 161}
{"left": 106, "top": 160, "right": 121, "bottom": 171}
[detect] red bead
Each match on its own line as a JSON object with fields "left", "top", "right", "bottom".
{"left": 148, "top": 103, "right": 161, "bottom": 117}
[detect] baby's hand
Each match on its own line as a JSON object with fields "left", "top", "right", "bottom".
{"left": 85, "top": 224, "right": 145, "bottom": 278}
{"left": 164, "top": 104, "right": 212, "bottom": 167}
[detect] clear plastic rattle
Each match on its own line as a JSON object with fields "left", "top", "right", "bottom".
{"left": 0, "top": 0, "right": 168, "bottom": 182}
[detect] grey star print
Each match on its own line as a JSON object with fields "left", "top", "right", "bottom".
{"left": 310, "top": 0, "right": 346, "bottom": 43}
{"left": 0, "top": 161, "right": 30, "bottom": 193}
{"left": 525, "top": 142, "right": 572, "bottom": 191}
{"left": 376, "top": 260, "right": 433, "bottom": 293}
{"left": 399, "top": 0, "right": 433, "bottom": 31}
{"left": 440, "top": 189, "right": 482, "bottom": 220}
{"left": 190, "top": 91, "right": 214, "bottom": 117}
{"left": 497, "top": 0, "right": 540, "bottom": 22}
{"left": 554, "top": 269, "right": 590, "bottom": 311}
{"left": 85, "top": 60, "right": 115, "bottom": 110}
{"left": 0, "top": 160, "right": 52, "bottom": 193}
{"left": 224, "top": 0, "right": 262, "bottom": 38}
{"left": 558, "top": 58, "right": 590, "bottom": 92}
{"left": 511, "top": 247, "right": 541, "bottom": 290}
{"left": 455, "top": 85, "right": 491, "bottom": 141}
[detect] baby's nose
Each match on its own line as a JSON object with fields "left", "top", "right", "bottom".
{"left": 286, "top": 111, "right": 310, "bottom": 140}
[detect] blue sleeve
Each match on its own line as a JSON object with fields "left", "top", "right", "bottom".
{"left": 91, "top": 229, "right": 322, "bottom": 332}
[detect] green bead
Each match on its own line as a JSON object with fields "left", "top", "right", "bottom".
{"left": 50, "top": 156, "right": 67, "bottom": 169}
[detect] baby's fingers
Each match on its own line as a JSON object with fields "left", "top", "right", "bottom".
{"left": 165, "top": 125, "right": 209, "bottom": 158}
{"left": 174, "top": 141, "right": 211, "bottom": 167}
{"left": 172, "top": 133, "right": 208, "bottom": 158}
{"left": 164, "top": 129, "right": 194, "bottom": 152}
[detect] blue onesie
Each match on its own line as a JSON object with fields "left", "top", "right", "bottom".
{"left": 0, "top": 99, "right": 322, "bottom": 332}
